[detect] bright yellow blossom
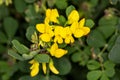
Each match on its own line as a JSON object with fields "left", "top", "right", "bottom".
{"left": 70, "top": 18, "right": 90, "bottom": 38}
{"left": 68, "top": 10, "right": 79, "bottom": 24}
{"left": 36, "top": 23, "right": 54, "bottom": 42}
{"left": 54, "top": 26, "right": 74, "bottom": 44}
{"left": 50, "top": 43, "right": 68, "bottom": 58}
{"left": 29, "top": 59, "right": 39, "bottom": 77}
{"left": 49, "top": 59, "right": 59, "bottom": 74}
{"left": 42, "top": 63, "right": 47, "bottom": 74}
{"left": 45, "top": 9, "right": 59, "bottom": 24}
{"left": 54, "top": 26, "right": 64, "bottom": 44}
{"left": 60, "top": 27, "right": 74, "bottom": 44}
{"left": 41, "top": 59, "right": 59, "bottom": 74}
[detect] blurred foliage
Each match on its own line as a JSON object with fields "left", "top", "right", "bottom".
{"left": 0, "top": 0, "right": 120, "bottom": 80}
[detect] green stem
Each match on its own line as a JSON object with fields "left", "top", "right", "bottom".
{"left": 46, "top": 63, "right": 50, "bottom": 80}
{"left": 98, "top": 44, "right": 108, "bottom": 57}
{"left": 97, "top": 44, "right": 108, "bottom": 71}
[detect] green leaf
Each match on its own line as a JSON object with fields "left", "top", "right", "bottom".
{"left": 50, "top": 75, "right": 62, "bottom": 80}
{"left": 66, "top": 46, "right": 77, "bottom": 55}
{"left": 107, "top": 35, "right": 118, "bottom": 51}
{"left": 47, "top": 0, "right": 56, "bottom": 7}
{"left": 87, "top": 70, "right": 102, "bottom": 80}
{"left": 103, "top": 61, "right": 115, "bottom": 77}
{"left": 3, "top": 17, "right": 18, "bottom": 39}
{"left": 24, "top": 0, "right": 35, "bottom": 3}
{"left": 109, "top": 35, "right": 120, "bottom": 63}
{"left": 66, "top": 5, "right": 75, "bottom": 17}
{"left": 0, "top": 31, "right": 7, "bottom": 43}
{"left": 14, "top": 0, "right": 27, "bottom": 13}
{"left": 71, "top": 52, "right": 82, "bottom": 62}
{"left": 12, "top": 40, "right": 29, "bottom": 54}
{"left": 87, "top": 60, "right": 101, "bottom": 70}
{"left": 25, "top": 5, "right": 37, "bottom": 21}
{"left": 0, "top": 5, "right": 9, "bottom": 20}
{"left": 109, "top": 44, "right": 120, "bottom": 63}
{"left": 34, "top": 54, "right": 50, "bottom": 63}
{"left": 58, "top": 15, "right": 66, "bottom": 26}
{"left": 104, "top": 68, "right": 115, "bottom": 77}
{"left": 104, "top": 61, "right": 115, "bottom": 69}
{"left": 87, "top": 30, "right": 106, "bottom": 47}
{"left": 99, "top": 16, "right": 118, "bottom": 26}
{"left": 54, "top": 57, "right": 71, "bottom": 75}
{"left": 100, "top": 74, "right": 110, "bottom": 80}
{"left": 8, "top": 49, "right": 24, "bottom": 61}
{"left": 55, "top": 0, "right": 68, "bottom": 9}
{"left": 0, "top": 61, "right": 10, "bottom": 73}
{"left": 22, "top": 50, "right": 39, "bottom": 60}
{"left": 97, "top": 25, "right": 115, "bottom": 39}
{"left": 26, "top": 26, "right": 36, "bottom": 41}
{"left": 115, "top": 35, "right": 120, "bottom": 44}
{"left": 85, "top": 19, "right": 95, "bottom": 28}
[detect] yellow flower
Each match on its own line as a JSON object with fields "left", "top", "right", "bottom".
{"left": 50, "top": 43, "right": 68, "bottom": 58}
{"left": 60, "top": 27, "right": 74, "bottom": 44}
{"left": 70, "top": 18, "right": 90, "bottom": 38}
{"left": 45, "top": 9, "right": 59, "bottom": 24}
{"left": 49, "top": 59, "right": 59, "bottom": 74}
{"left": 54, "top": 26, "right": 74, "bottom": 44}
{"left": 29, "top": 59, "right": 39, "bottom": 77}
{"left": 68, "top": 10, "right": 79, "bottom": 24}
{"left": 42, "top": 63, "right": 47, "bottom": 74}
{"left": 36, "top": 23, "right": 54, "bottom": 42}
{"left": 54, "top": 26, "right": 64, "bottom": 44}
{"left": 41, "top": 59, "right": 59, "bottom": 74}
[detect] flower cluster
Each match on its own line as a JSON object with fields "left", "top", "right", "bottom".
{"left": 29, "top": 8, "right": 90, "bottom": 77}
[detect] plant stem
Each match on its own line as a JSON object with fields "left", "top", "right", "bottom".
{"left": 98, "top": 44, "right": 108, "bottom": 71}
{"left": 46, "top": 63, "right": 50, "bottom": 80}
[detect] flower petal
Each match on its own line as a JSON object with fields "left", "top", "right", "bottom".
{"left": 68, "top": 10, "right": 79, "bottom": 24}
{"left": 42, "top": 63, "right": 47, "bottom": 74}
{"left": 70, "top": 22, "right": 78, "bottom": 34}
{"left": 54, "top": 49, "right": 68, "bottom": 58}
{"left": 40, "top": 33, "right": 51, "bottom": 42}
{"left": 50, "top": 43, "right": 58, "bottom": 56}
{"left": 49, "top": 59, "right": 59, "bottom": 74}
{"left": 29, "top": 60, "right": 39, "bottom": 77}
{"left": 79, "top": 18, "right": 85, "bottom": 28}
{"left": 36, "top": 24, "right": 45, "bottom": 33}
{"left": 82, "top": 27, "right": 90, "bottom": 35}
{"left": 74, "top": 29, "right": 84, "bottom": 38}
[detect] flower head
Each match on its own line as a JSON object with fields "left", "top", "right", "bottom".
{"left": 36, "top": 23, "right": 54, "bottom": 42}
{"left": 45, "top": 9, "right": 59, "bottom": 24}
{"left": 29, "top": 59, "right": 39, "bottom": 77}
{"left": 49, "top": 59, "right": 59, "bottom": 74}
{"left": 54, "top": 26, "right": 64, "bottom": 44}
{"left": 50, "top": 43, "right": 67, "bottom": 58}
{"left": 60, "top": 27, "right": 74, "bottom": 44}
{"left": 70, "top": 18, "right": 90, "bottom": 38}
